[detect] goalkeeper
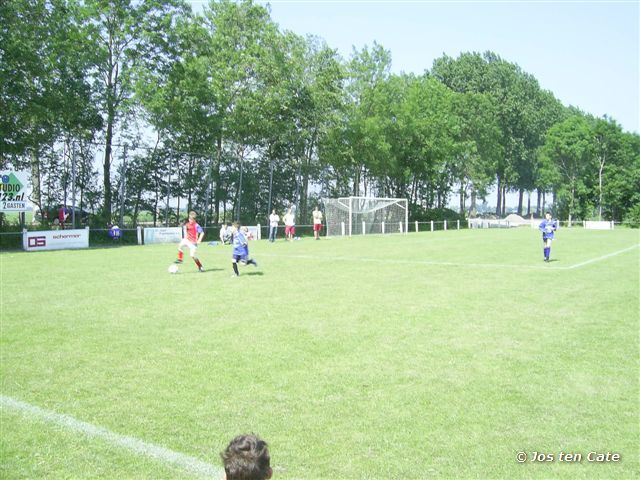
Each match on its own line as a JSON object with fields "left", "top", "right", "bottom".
{"left": 538, "top": 211, "right": 558, "bottom": 262}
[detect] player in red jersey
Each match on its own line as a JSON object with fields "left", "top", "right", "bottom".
{"left": 175, "top": 211, "right": 205, "bottom": 272}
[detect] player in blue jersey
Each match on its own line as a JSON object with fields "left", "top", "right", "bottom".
{"left": 231, "top": 221, "right": 257, "bottom": 277}
{"left": 538, "top": 211, "right": 558, "bottom": 262}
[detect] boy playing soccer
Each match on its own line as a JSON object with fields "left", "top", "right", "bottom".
{"left": 175, "top": 211, "right": 205, "bottom": 272}
{"left": 538, "top": 211, "right": 558, "bottom": 262}
{"left": 231, "top": 221, "right": 257, "bottom": 277}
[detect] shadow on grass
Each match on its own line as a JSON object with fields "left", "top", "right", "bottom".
{"left": 181, "top": 267, "right": 225, "bottom": 274}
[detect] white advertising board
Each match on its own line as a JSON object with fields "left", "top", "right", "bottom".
{"left": 585, "top": 221, "right": 614, "bottom": 230}
{"left": 23, "top": 228, "right": 89, "bottom": 251}
{"left": 246, "top": 225, "right": 260, "bottom": 240}
{"left": 144, "top": 227, "right": 182, "bottom": 244}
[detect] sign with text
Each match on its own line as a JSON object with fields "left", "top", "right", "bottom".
{"left": 144, "top": 227, "right": 182, "bottom": 244}
{"left": 1, "top": 171, "right": 32, "bottom": 212}
{"left": 23, "top": 228, "right": 89, "bottom": 251}
{"left": 585, "top": 221, "right": 614, "bottom": 230}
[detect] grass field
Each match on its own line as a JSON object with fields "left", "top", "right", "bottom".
{"left": 1, "top": 227, "right": 639, "bottom": 479}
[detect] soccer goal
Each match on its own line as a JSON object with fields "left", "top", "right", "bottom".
{"left": 323, "top": 197, "right": 409, "bottom": 237}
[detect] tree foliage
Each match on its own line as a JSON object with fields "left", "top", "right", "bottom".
{"left": 2, "top": 0, "right": 637, "bottom": 228}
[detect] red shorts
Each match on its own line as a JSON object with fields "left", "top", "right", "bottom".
{"left": 285, "top": 225, "right": 295, "bottom": 236}
{"left": 313, "top": 223, "right": 322, "bottom": 232}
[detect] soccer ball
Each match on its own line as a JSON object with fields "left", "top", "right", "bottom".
{"left": 168, "top": 264, "right": 179, "bottom": 274}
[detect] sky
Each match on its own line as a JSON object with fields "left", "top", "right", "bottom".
{"left": 251, "top": 0, "right": 639, "bottom": 134}
{"left": 189, "top": 0, "right": 639, "bottom": 208}
{"left": 254, "top": 0, "right": 639, "bottom": 134}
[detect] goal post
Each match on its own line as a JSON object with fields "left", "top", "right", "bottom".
{"left": 323, "top": 196, "right": 408, "bottom": 237}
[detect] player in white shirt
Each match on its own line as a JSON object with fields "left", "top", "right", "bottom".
{"left": 283, "top": 207, "right": 295, "bottom": 241}
{"left": 268, "top": 209, "right": 280, "bottom": 242}
{"left": 312, "top": 206, "right": 323, "bottom": 240}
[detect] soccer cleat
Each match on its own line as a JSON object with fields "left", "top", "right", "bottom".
{"left": 199, "top": 267, "right": 205, "bottom": 272}
{"left": 231, "top": 273, "right": 239, "bottom": 278}
{"left": 252, "top": 259, "right": 258, "bottom": 267}
{"left": 174, "top": 259, "right": 183, "bottom": 264}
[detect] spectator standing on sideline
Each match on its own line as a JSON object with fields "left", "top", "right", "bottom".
{"left": 283, "top": 207, "right": 295, "bottom": 241}
{"left": 312, "top": 206, "right": 323, "bottom": 240}
{"left": 58, "top": 206, "right": 69, "bottom": 229}
{"left": 268, "top": 209, "right": 280, "bottom": 242}
{"left": 220, "top": 223, "right": 230, "bottom": 244}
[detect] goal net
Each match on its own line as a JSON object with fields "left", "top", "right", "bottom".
{"left": 323, "top": 197, "right": 408, "bottom": 237}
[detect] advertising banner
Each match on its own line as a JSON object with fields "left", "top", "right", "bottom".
{"left": 585, "top": 221, "right": 614, "bottom": 230}
{"left": 1, "top": 171, "right": 32, "bottom": 212}
{"left": 246, "top": 225, "right": 260, "bottom": 240}
{"left": 23, "top": 228, "right": 89, "bottom": 251}
{"left": 144, "top": 227, "right": 182, "bottom": 244}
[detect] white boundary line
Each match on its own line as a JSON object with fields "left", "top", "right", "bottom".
{"left": 254, "top": 252, "right": 559, "bottom": 270}
{"left": 564, "top": 244, "right": 640, "bottom": 269}
{"left": 1, "top": 395, "right": 223, "bottom": 479}
{"left": 248, "top": 244, "right": 640, "bottom": 271}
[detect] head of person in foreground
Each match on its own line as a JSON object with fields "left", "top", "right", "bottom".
{"left": 221, "top": 434, "right": 272, "bottom": 480}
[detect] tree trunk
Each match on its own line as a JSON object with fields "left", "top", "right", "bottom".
{"left": 536, "top": 189, "right": 541, "bottom": 216}
{"left": 153, "top": 174, "right": 159, "bottom": 227}
{"left": 236, "top": 148, "right": 244, "bottom": 221}
{"left": 78, "top": 142, "right": 86, "bottom": 219}
{"left": 266, "top": 147, "right": 274, "bottom": 219}
{"left": 598, "top": 158, "right": 605, "bottom": 221}
{"left": 517, "top": 188, "right": 524, "bottom": 216}
{"left": 526, "top": 191, "right": 531, "bottom": 217}
{"left": 174, "top": 163, "right": 181, "bottom": 224}
{"left": 103, "top": 110, "right": 114, "bottom": 225}
{"left": 569, "top": 183, "right": 575, "bottom": 226}
{"left": 214, "top": 135, "right": 222, "bottom": 224}
{"left": 300, "top": 139, "right": 314, "bottom": 221}
{"left": 469, "top": 189, "right": 477, "bottom": 218}
{"left": 427, "top": 183, "right": 434, "bottom": 210}
{"left": 187, "top": 157, "right": 193, "bottom": 213}
{"left": 410, "top": 175, "right": 418, "bottom": 208}
{"left": 495, "top": 175, "right": 502, "bottom": 216}
{"left": 133, "top": 190, "right": 141, "bottom": 226}
{"left": 30, "top": 150, "right": 41, "bottom": 212}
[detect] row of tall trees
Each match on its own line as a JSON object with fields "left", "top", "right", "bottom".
{"left": 2, "top": 0, "right": 638, "bottom": 227}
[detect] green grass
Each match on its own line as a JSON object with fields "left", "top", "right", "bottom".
{"left": 1, "top": 228, "right": 639, "bottom": 479}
